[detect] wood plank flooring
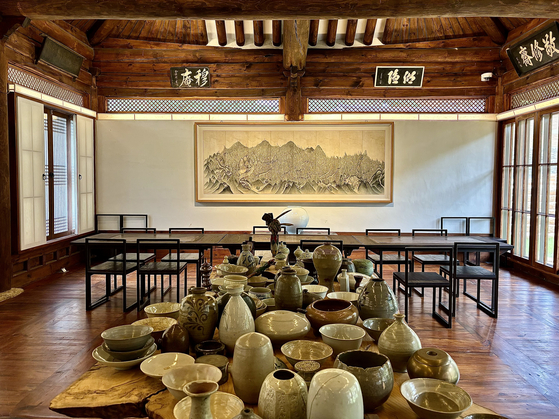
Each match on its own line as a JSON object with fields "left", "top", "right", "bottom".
{"left": 0, "top": 250, "right": 558, "bottom": 419}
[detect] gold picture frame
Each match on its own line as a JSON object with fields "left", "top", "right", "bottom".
{"left": 195, "top": 122, "right": 393, "bottom": 203}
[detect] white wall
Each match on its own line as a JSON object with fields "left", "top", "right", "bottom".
{"left": 95, "top": 119, "right": 496, "bottom": 232}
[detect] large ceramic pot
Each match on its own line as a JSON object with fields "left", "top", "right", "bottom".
{"left": 237, "top": 243, "right": 257, "bottom": 276}
{"left": 312, "top": 243, "right": 342, "bottom": 292}
{"left": 178, "top": 287, "right": 218, "bottom": 346}
{"left": 307, "top": 369, "right": 363, "bottom": 419}
{"left": 407, "top": 347, "right": 460, "bottom": 384}
{"left": 258, "top": 369, "right": 308, "bottom": 419}
{"left": 352, "top": 259, "right": 375, "bottom": 276}
{"left": 333, "top": 350, "right": 394, "bottom": 412}
{"left": 378, "top": 313, "right": 422, "bottom": 373}
{"left": 275, "top": 267, "right": 303, "bottom": 311}
{"left": 357, "top": 277, "right": 399, "bottom": 320}
{"left": 305, "top": 299, "right": 359, "bottom": 334}
{"left": 218, "top": 286, "right": 255, "bottom": 354}
{"left": 231, "top": 332, "right": 275, "bottom": 404}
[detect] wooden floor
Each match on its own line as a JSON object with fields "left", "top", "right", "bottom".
{"left": 1, "top": 250, "right": 559, "bottom": 419}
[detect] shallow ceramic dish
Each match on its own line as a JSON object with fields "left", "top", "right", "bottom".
{"left": 101, "top": 324, "right": 154, "bottom": 351}
{"left": 102, "top": 336, "right": 155, "bottom": 361}
{"left": 302, "top": 284, "right": 328, "bottom": 299}
{"left": 216, "top": 264, "right": 248, "bottom": 277}
{"left": 249, "top": 287, "right": 272, "bottom": 300}
{"left": 281, "top": 340, "right": 333, "bottom": 367}
{"left": 400, "top": 378, "right": 473, "bottom": 419}
{"left": 173, "top": 391, "right": 244, "bottom": 419}
{"left": 362, "top": 318, "right": 396, "bottom": 342}
{"left": 140, "top": 352, "right": 195, "bottom": 379}
{"left": 319, "top": 323, "right": 366, "bottom": 357}
{"left": 255, "top": 310, "right": 311, "bottom": 345}
{"left": 132, "top": 317, "right": 178, "bottom": 343}
{"left": 327, "top": 292, "right": 359, "bottom": 306}
{"left": 144, "top": 302, "right": 180, "bottom": 319}
{"left": 92, "top": 342, "right": 157, "bottom": 370}
{"left": 162, "top": 363, "right": 222, "bottom": 400}
{"left": 247, "top": 275, "right": 267, "bottom": 287}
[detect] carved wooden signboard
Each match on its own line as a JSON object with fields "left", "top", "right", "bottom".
{"left": 507, "top": 22, "right": 559, "bottom": 77}
{"left": 170, "top": 67, "right": 211, "bottom": 88}
{"left": 374, "top": 66, "right": 424, "bottom": 88}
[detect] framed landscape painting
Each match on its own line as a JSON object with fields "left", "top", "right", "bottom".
{"left": 195, "top": 122, "right": 393, "bottom": 203}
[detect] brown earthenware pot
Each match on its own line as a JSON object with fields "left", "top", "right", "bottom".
{"left": 305, "top": 298, "right": 359, "bottom": 334}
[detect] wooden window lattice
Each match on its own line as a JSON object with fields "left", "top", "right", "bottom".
{"left": 7, "top": 66, "right": 84, "bottom": 106}
{"left": 106, "top": 98, "right": 280, "bottom": 113}
{"left": 308, "top": 98, "right": 487, "bottom": 113}
{"left": 511, "top": 79, "right": 559, "bottom": 109}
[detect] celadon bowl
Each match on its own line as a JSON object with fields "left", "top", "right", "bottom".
{"left": 281, "top": 340, "right": 333, "bottom": 367}
{"left": 140, "top": 352, "right": 195, "bottom": 380}
{"left": 216, "top": 264, "right": 248, "bottom": 277}
{"left": 173, "top": 391, "right": 244, "bottom": 419}
{"left": 302, "top": 284, "right": 328, "bottom": 299}
{"left": 101, "top": 324, "right": 154, "bottom": 351}
{"left": 319, "top": 323, "right": 366, "bottom": 357}
{"left": 144, "top": 302, "right": 180, "bottom": 319}
{"left": 92, "top": 342, "right": 157, "bottom": 370}
{"left": 255, "top": 310, "right": 311, "bottom": 345}
{"left": 162, "top": 364, "right": 222, "bottom": 400}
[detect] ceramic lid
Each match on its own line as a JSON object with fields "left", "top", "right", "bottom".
{"left": 412, "top": 348, "right": 451, "bottom": 367}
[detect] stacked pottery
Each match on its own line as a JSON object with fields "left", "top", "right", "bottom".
{"left": 231, "top": 332, "right": 275, "bottom": 404}
{"left": 307, "top": 369, "right": 363, "bottom": 419}
{"left": 258, "top": 369, "right": 308, "bottom": 419}
{"left": 333, "top": 350, "right": 394, "bottom": 412}
{"left": 178, "top": 287, "right": 218, "bottom": 347}
{"left": 357, "top": 277, "right": 399, "bottom": 320}
{"left": 312, "top": 243, "right": 342, "bottom": 292}
{"left": 378, "top": 313, "right": 422, "bottom": 372}
{"left": 274, "top": 267, "right": 303, "bottom": 311}
{"left": 237, "top": 243, "right": 257, "bottom": 275}
{"left": 219, "top": 286, "right": 255, "bottom": 354}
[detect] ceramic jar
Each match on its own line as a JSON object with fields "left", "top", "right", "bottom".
{"left": 293, "top": 246, "right": 304, "bottom": 261}
{"left": 217, "top": 290, "right": 257, "bottom": 322}
{"left": 312, "top": 243, "right": 342, "bottom": 292}
{"left": 275, "top": 253, "right": 287, "bottom": 269}
{"left": 183, "top": 380, "right": 219, "bottom": 419}
{"left": 378, "top": 313, "right": 422, "bottom": 372}
{"left": 278, "top": 242, "right": 290, "bottom": 258}
{"left": 305, "top": 299, "right": 359, "bottom": 334}
{"left": 307, "top": 369, "right": 363, "bottom": 419}
{"left": 231, "top": 332, "right": 275, "bottom": 404}
{"left": 407, "top": 347, "right": 460, "bottom": 384}
{"left": 237, "top": 243, "right": 257, "bottom": 275}
{"left": 159, "top": 323, "right": 190, "bottom": 353}
{"left": 340, "top": 257, "right": 356, "bottom": 274}
{"left": 179, "top": 287, "right": 218, "bottom": 346}
{"left": 219, "top": 286, "right": 255, "bottom": 354}
{"left": 333, "top": 350, "right": 394, "bottom": 412}
{"left": 337, "top": 269, "right": 350, "bottom": 292}
{"left": 232, "top": 408, "right": 263, "bottom": 419}
{"left": 275, "top": 267, "right": 303, "bottom": 311}
{"left": 258, "top": 369, "right": 308, "bottom": 419}
{"left": 357, "top": 277, "right": 399, "bottom": 320}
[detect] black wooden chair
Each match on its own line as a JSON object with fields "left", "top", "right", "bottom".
{"left": 410, "top": 229, "right": 451, "bottom": 296}
{"left": 95, "top": 214, "right": 149, "bottom": 233}
{"left": 440, "top": 242, "right": 500, "bottom": 318}
{"left": 137, "top": 239, "right": 189, "bottom": 310}
{"left": 393, "top": 246, "right": 455, "bottom": 328}
{"left": 85, "top": 238, "right": 139, "bottom": 311}
{"left": 296, "top": 227, "right": 330, "bottom": 235}
{"left": 365, "top": 229, "right": 411, "bottom": 278}
{"left": 161, "top": 228, "right": 205, "bottom": 287}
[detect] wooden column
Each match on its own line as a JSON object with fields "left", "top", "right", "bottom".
{"left": 283, "top": 20, "right": 309, "bottom": 121}
{"left": 0, "top": 41, "right": 12, "bottom": 292}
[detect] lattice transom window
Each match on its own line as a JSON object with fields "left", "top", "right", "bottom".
{"left": 106, "top": 98, "right": 280, "bottom": 113}
{"left": 308, "top": 98, "right": 487, "bottom": 113}
{"left": 511, "top": 79, "right": 559, "bottom": 109}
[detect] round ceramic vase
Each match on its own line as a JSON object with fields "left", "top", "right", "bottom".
{"left": 179, "top": 287, "right": 218, "bottom": 346}
{"left": 219, "top": 286, "right": 255, "bottom": 354}
{"left": 183, "top": 380, "right": 219, "bottom": 419}
{"left": 357, "top": 277, "right": 399, "bottom": 320}
{"left": 159, "top": 323, "right": 190, "bottom": 353}
{"left": 312, "top": 243, "right": 342, "bottom": 292}
{"left": 378, "top": 313, "right": 422, "bottom": 372}
{"left": 258, "top": 369, "right": 308, "bottom": 419}
{"left": 333, "top": 350, "right": 394, "bottom": 412}
{"left": 231, "top": 332, "right": 275, "bottom": 404}
{"left": 307, "top": 368, "right": 364, "bottom": 419}
{"left": 237, "top": 243, "right": 257, "bottom": 276}
{"left": 407, "top": 347, "right": 460, "bottom": 384}
{"left": 275, "top": 267, "right": 303, "bottom": 311}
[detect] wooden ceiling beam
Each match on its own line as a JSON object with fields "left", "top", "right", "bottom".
{"left": 215, "top": 20, "right": 227, "bottom": 46}
{"left": 345, "top": 19, "right": 357, "bottom": 46}
{"left": 476, "top": 17, "right": 507, "bottom": 44}
{"left": 283, "top": 19, "right": 309, "bottom": 70}
{"left": 88, "top": 20, "right": 124, "bottom": 45}
{"left": 308, "top": 20, "right": 319, "bottom": 46}
{"left": 253, "top": 20, "right": 264, "bottom": 46}
{"left": 0, "top": 15, "right": 26, "bottom": 39}
{"left": 2, "top": 1, "right": 559, "bottom": 20}
{"left": 272, "top": 20, "right": 281, "bottom": 47}
{"left": 362, "top": 19, "right": 377, "bottom": 45}
{"left": 326, "top": 20, "right": 337, "bottom": 46}
{"left": 234, "top": 20, "right": 244, "bottom": 46}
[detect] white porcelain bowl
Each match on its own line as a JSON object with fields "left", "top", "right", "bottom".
{"left": 140, "top": 352, "right": 195, "bottom": 380}
{"left": 255, "top": 310, "right": 311, "bottom": 345}
{"left": 319, "top": 324, "right": 366, "bottom": 357}
{"left": 302, "top": 284, "right": 328, "bottom": 299}
{"left": 173, "top": 391, "right": 244, "bottom": 419}
{"left": 327, "top": 292, "right": 359, "bottom": 306}
{"left": 101, "top": 324, "right": 154, "bottom": 351}
{"left": 249, "top": 287, "right": 273, "bottom": 300}
{"left": 162, "top": 364, "right": 222, "bottom": 400}
{"left": 92, "top": 342, "right": 157, "bottom": 370}
{"left": 144, "top": 302, "right": 180, "bottom": 319}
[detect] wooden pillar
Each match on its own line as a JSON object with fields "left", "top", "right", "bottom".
{"left": 0, "top": 41, "right": 13, "bottom": 292}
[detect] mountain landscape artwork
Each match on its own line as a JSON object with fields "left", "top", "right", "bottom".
{"left": 195, "top": 123, "right": 393, "bottom": 203}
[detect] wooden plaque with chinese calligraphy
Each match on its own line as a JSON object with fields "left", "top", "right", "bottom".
{"left": 374, "top": 66, "right": 424, "bottom": 88}
{"left": 507, "top": 22, "right": 559, "bottom": 77}
{"left": 170, "top": 67, "right": 211, "bottom": 88}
